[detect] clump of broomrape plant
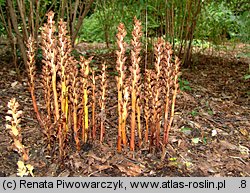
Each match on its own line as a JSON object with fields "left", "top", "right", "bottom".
{"left": 23, "top": 11, "right": 181, "bottom": 158}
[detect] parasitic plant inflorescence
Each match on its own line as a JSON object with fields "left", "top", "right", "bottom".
{"left": 129, "top": 17, "right": 142, "bottom": 151}
{"left": 151, "top": 38, "right": 165, "bottom": 148}
{"left": 116, "top": 23, "right": 128, "bottom": 152}
{"left": 26, "top": 36, "right": 42, "bottom": 125}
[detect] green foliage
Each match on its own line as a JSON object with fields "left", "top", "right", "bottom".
{"left": 190, "top": 110, "right": 198, "bottom": 117}
{"left": 79, "top": 0, "right": 143, "bottom": 44}
{"left": 0, "top": 0, "right": 4, "bottom": 6}
{"left": 78, "top": 12, "right": 105, "bottom": 43}
{"left": 178, "top": 77, "right": 192, "bottom": 91}
{"left": 196, "top": 2, "right": 237, "bottom": 43}
{"left": 196, "top": 1, "right": 250, "bottom": 43}
{"left": 236, "top": 11, "right": 250, "bottom": 42}
{"left": 244, "top": 74, "right": 250, "bottom": 80}
{"left": 223, "top": 0, "right": 250, "bottom": 15}
{"left": 207, "top": 109, "right": 214, "bottom": 116}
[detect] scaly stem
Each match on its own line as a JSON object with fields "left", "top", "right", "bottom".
{"left": 121, "top": 86, "right": 129, "bottom": 146}
{"left": 136, "top": 99, "right": 142, "bottom": 147}
{"left": 71, "top": 62, "right": 80, "bottom": 151}
{"left": 52, "top": 61, "right": 59, "bottom": 121}
{"left": 144, "top": 69, "right": 152, "bottom": 144}
{"left": 92, "top": 69, "right": 96, "bottom": 140}
{"left": 130, "top": 87, "right": 136, "bottom": 150}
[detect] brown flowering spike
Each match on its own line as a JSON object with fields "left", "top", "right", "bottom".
{"left": 130, "top": 17, "right": 142, "bottom": 151}
{"left": 26, "top": 36, "right": 42, "bottom": 125}
{"left": 56, "top": 19, "right": 73, "bottom": 156}
{"left": 162, "top": 42, "right": 174, "bottom": 144}
{"left": 40, "top": 11, "right": 58, "bottom": 152}
{"left": 41, "top": 11, "right": 59, "bottom": 122}
{"left": 165, "top": 57, "right": 180, "bottom": 144}
{"left": 116, "top": 23, "right": 127, "bottom": 152}
{"left": 151, "top": 38, "right": 165, "bottom": 148}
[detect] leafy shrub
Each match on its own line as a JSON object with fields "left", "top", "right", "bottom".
{"left": 195, "top": 2, "right": 238, "bottom": 43}
{"left": 236, "top": 11, "right": 250, "bottom": 42}
{"left": 195, "top": 1, "right": 250, "bottom": 43}
{"left": 78, "top": 12, "right": 105, "bottom": 43}
{"left": 78, "top": 2, "right": 139, "bottom": 44}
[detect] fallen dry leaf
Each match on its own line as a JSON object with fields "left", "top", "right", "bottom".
{"left": 11, "top": 81, "right": 19, "bottom": 88}
{"left": 115, "top": 161, "right": 144, "bottom": 176}
{"left": 219, "top": 140, "right": 238, "bottom": 151}
{"left": 93, "top": 164, "right": 112, "bottom": 171}
{"left": 239, "top": 128, "right": 249, "bottom": 137}
{"left": 58, "top": 170, "right": 70, "bottom": 177}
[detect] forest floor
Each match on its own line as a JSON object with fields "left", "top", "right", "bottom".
{"left": 0, "top": 42, "right": 249, "bottom": 177}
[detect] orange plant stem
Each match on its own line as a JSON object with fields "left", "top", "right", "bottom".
{"left": 30, "top": 88, "right": 42, "bottom": 125}
{"left": 92, "top": 71, "right": 96, "bottom": 140}
{"left": 130, "top": 89, "right": 136, "bottom": 151}
{"left": 117, "top": 90, "right": 122, "bottom": 152}
{"left": 136, "top": 100, "right": 142, "bottom": 147}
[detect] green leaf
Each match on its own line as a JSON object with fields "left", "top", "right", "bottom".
{"left": 208, "top": 110, "right": 214, "bottom": 115}
{"left": 244, "top": 74, "right": 250, "bottom": 80}
{"left": 181, "top": 127, "right": 192, "bottom": 135}
{"left": 190, "top": 110, "right": 198, "bottom": 117}
{"left": 203, "top": 137, "right": 207, "bottom": 145}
